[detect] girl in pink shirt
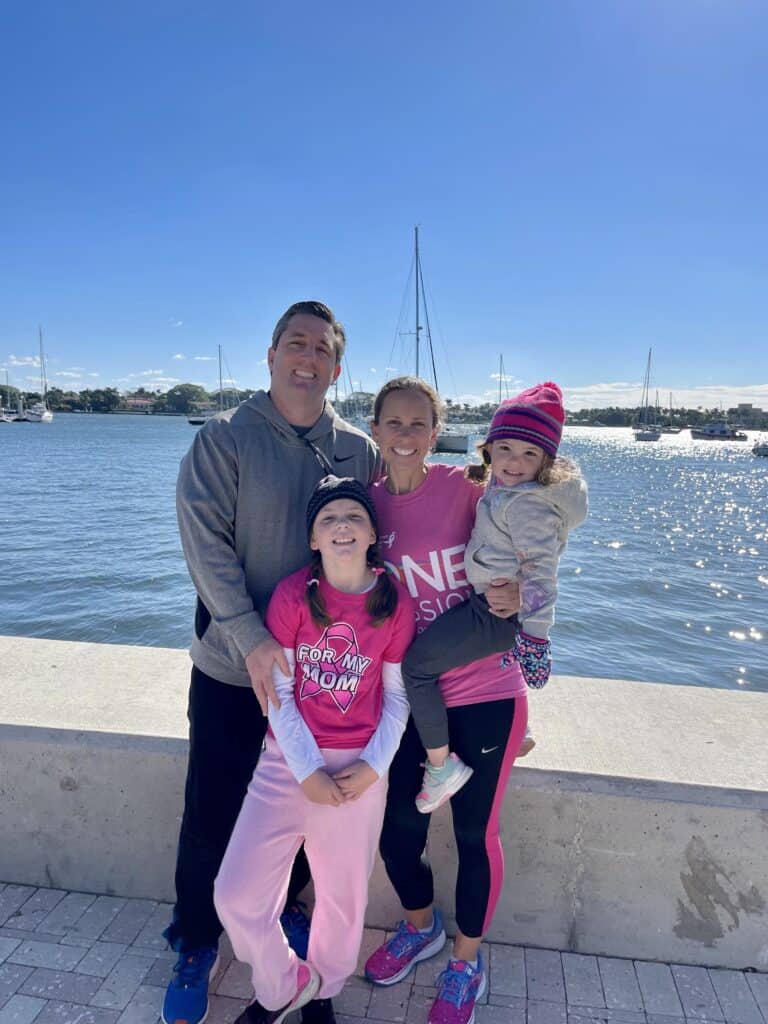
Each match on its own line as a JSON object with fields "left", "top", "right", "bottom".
{"left": 215, "top": 476, "right": 415, "bottom": 1024}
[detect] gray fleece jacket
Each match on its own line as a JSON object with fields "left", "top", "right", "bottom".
{"left": 464, "top": 474, "right": 588, "bottom": 640}
{"left": 176, "top": 391, "right": 380, "bottom": 686}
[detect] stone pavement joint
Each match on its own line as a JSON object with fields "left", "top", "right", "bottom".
{"left": 0, "top": 885, "right": 765, "bottom": 1024}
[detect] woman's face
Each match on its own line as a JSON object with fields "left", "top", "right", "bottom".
{"left": 372, "top": 389, "right": 438, "bottom": 470}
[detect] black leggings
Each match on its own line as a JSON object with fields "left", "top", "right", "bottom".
{"left": 379, "top": 698, "right": 524, "bottom": 938}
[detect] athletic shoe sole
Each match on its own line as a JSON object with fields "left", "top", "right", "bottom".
{"left": 272, "top": 965, "right": 321, "bottom": 1024}
{"left": 416, "top": 764, "right": 474, "bottom": 814}
{"left": 161, "top": 954, "right": 220, "bottom": 1024}
{"left": 366, "top": 928, "right": 447, "bottom": 986}
{"left": 466, "top": 972, "right": 488, "bottom": 1024}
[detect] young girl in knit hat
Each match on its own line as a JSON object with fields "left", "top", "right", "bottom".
{"left": 214, "top": 475, "right": 416, "bottom": 1024}
{"left": 401, "top": 381, "right": 588, "bottom": 812}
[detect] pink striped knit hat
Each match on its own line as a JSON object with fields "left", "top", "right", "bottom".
{"left": 485, "top": 382, "right": 565, "bottom": 457}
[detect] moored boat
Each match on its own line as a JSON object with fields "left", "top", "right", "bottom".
{"left": 690, "top": 421, "right": 748, "bottom": 441}
{"left": 13, "top": 329, "right": 53, "bottom": 422}
{"left": 434, "top": 427, "right": 470, "bottom": 454}
{"left": 633, "top": 349, "right": 660, "bottom": 442}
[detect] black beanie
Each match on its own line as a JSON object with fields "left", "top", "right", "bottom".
{"left": 306, "top": 475, "right": 379, "bottom": 540}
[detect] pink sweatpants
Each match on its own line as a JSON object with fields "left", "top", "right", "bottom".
{"left": 214, "top": 737, "right": 388, "bottom": 1008}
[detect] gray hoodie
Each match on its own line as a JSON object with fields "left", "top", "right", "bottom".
{"left": 176, "top": 391, "right": 380, "bottom": 686}
{"left": 464, "top": 474, "right": 588, "bottom": 639}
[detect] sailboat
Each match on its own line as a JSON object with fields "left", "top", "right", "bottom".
{"left": 188, "top": 345, "right": 231, "bottom": 425}
{"left": 15, "top": 328, "right": 53, "bottom": 422}
{"left": 397, "top": 227, "right": 470, "bottom": 455}
{"left": 633, "top": 349, "right": 660, "bottom": 442}
{"left": 660, "top": 391, "right": 682, "bottom": 434}
{"left": 0, "top": 370, "right": 15, "bottom": 422}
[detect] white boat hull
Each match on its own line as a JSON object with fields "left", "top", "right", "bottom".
{"left": 634, "top": 429, "right": 661, "bottom": 442}
{"left": 434, "top": 431, "right": 470, "bottom": 454}
{"left": 691, "top": 427, "right": 747, "bottom": 440}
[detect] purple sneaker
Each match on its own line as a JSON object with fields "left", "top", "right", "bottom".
{"left": 428, "top": 954, "right": 486, "bottom": 1024}
{"left": 364, "top": 909, "right": 446, "bottom": 986}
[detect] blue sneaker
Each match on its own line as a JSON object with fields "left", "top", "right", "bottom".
{"left": 162, "top": 945, "right": 219, "bottom": 1024}
{"left": 280, "top": 902, "right": 310, "bottom": 960}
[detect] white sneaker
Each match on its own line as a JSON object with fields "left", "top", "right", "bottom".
{"left": 416, "top": 753, "right": 473, "bottom": 814}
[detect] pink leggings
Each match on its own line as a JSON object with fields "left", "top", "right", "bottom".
{"left": 214, "top": 738, "right": 387, "bottom": 1007}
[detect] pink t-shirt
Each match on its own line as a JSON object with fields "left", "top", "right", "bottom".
{"left": 371, "top": 464, "right": 526, "bottom": 707}
{"left": 266, "top": 567, "right": 416, "bottom": 749}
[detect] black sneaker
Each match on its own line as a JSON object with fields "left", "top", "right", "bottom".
{"left": 301, "top": 999, "right": 336, "bottom": 1024}
{"left": 234, "top": 964, "right": 320, "bottom": 1024}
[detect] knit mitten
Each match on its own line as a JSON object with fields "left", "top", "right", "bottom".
{"left": 514, "top": 632, "right": 552, "bottom": 689}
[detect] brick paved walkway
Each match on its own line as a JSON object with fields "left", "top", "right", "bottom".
{"left": 1, "top": 884, "right": 766, "bottom": 1024}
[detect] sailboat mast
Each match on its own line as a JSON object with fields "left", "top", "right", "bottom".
{"left": 218, "top": 344, "right": 224, "bottom": 411}
{"left": 414, "top": 226, "right": 421, "bottom": 379}
{"left": 39, "top": 326, "right": 47, "bottom": 400}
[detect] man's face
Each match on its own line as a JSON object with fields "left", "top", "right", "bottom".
{"left": 267, "top": 314, "right": 341, "bottom": 417}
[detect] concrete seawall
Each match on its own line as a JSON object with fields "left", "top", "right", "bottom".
{"left": 1, "top": 634, "right": 766, "bottom": 971}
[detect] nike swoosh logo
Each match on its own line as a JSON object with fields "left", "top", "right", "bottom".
{"left": 481, "top": 746, "right": 499, "bottom": 755}
{"left": 333, "top": 454, "right": 356, "bottom": 463}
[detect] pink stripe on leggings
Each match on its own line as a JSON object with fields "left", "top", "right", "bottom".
{"left": 482, "top": 694, "right": 529, "bottom": 934}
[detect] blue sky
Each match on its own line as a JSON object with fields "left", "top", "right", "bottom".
{"left": 2, "top": 0, "right": 767, "bottom": 410}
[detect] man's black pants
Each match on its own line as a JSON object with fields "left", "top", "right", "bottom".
{"left": 164, "top": 667, "right": 311, "bottom": 951}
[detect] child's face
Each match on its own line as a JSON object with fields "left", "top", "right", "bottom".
{"left": 489, "top": 438, "right": 545, "bottom": 486}
{"left": 310, "top": 498, "right": 376, "bottom": 565}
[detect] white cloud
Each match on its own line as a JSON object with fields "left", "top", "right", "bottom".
{"left": 55, "top": 371, "right": 83, "bottom": 379}
{"left": 441, "top": 381, "right": 768, "bottom": 412}
{"left": 88, "top": 372, "right": 100, "bottom": 378}
{"left": 9, "top": 354, "right": 39, "bottom": 366}
{"left": 562, "top": 382, "right": 768, "bottom": 411}
{"left": 172, "top": 353, "right": 185, "bottom": 360}
{"left": 168, "top": 318, "right": 183, "bottom": 327}
{"left": 194, "top": 355, "right": 215, "bottom": 361}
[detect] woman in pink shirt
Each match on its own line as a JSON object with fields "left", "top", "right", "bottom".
{"left": 364, "top": 377, "right": 528, "bottom": 1024}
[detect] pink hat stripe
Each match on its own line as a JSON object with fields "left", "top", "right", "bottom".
{"left": 484, "top": 381, "right": 565, "bottom": 457}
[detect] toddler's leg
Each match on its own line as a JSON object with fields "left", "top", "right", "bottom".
{"left": 404, "top": 595, "right": 517, "bottom": 751}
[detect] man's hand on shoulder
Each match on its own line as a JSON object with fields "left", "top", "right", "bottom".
{"left": 245, "top": 636, "right": 289, "bottom": 715}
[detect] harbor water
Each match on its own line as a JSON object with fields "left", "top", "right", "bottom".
{"left": 1, "top": 414, "right": 766, "bottom": 692}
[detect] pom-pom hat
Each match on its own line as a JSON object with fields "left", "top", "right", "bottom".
{"left": 306, "top": 475, "right": 379, "bottom": 540}
{"left": 485, "top": 381, "right": 565, "bottom": 457}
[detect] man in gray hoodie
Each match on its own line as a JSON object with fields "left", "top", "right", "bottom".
{"left": 163, "top": 301, "right": 380, "bottom": 1024}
